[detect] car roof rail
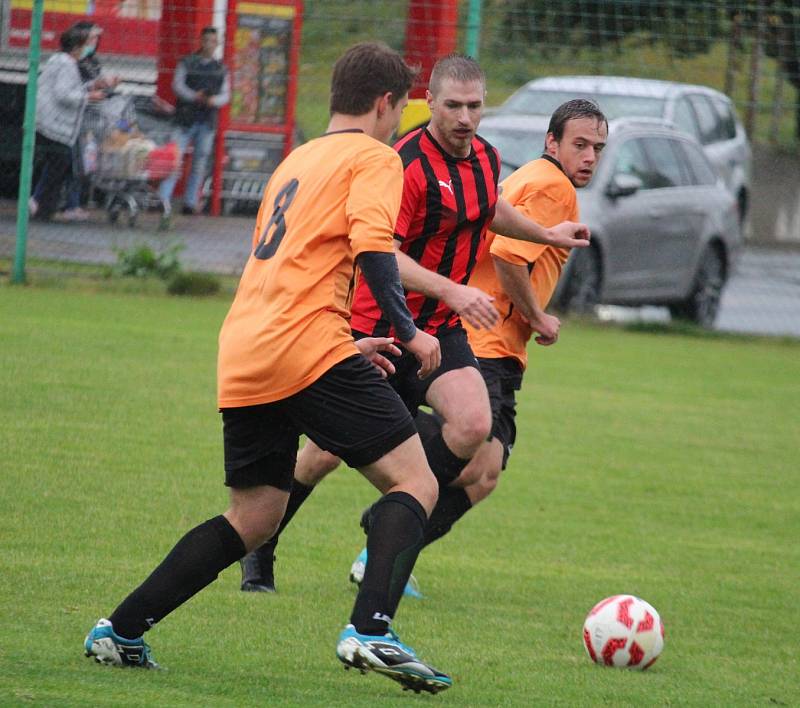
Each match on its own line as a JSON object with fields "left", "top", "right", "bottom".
{"left": 609, "top": 116, "right": 679, "bottom": 132}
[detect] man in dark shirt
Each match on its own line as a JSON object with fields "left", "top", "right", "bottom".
{"left": 158, "top": 27, "right": 230, "bottom": 223}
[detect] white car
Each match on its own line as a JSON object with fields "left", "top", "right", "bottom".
{"left": 496, "top": 75, "right": 752, "bottom": 223}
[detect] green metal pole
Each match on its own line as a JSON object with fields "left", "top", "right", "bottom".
{"left": 465, "top": 0, "right": 483, "bottom": 60}
{"left": 12, "top": 0, "right": 45, "bottom": 284}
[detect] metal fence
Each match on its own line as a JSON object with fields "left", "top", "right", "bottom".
{"left": 1, "top": 0, "right": 799, "bottom": 337}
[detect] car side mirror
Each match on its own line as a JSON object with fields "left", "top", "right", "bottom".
{"left": 606, "top": 173, "right": 643, "bottom": 198}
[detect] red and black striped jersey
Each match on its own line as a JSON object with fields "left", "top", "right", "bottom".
{"left": 350, "top": 127, "right": 501, "bottom": 336}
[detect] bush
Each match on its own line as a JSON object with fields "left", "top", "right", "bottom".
{"left": 167, "top": 271, "right": 221, "bottom": 296}
{"left": 114, "top": 243, "right": 183, "bottom": 280}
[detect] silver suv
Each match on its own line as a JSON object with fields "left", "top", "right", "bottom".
{"left": 477, "top": 116, "right": 742, "bottom": 326}
{"left": 496, "top": 76, "right": 752, "bottom": 223}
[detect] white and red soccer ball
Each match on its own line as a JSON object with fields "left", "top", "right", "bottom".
{"left": 582, "top": 595, "right": 665, "bottom": 670}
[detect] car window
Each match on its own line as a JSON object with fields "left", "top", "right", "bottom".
{"left": 678, "top": 140, "right": 718, "bottom": 185}
{"left": 641, "top": 137, "right": 693, "bottom": 188}
{"left": 687, "top": 94, "right": 721, "bottom": 144}
{"left": 673, "top": 98, "right": 700, "bottom": 140}
{"left": 710, "top": 96, "right": 737, "bottom": 140}
{"left": 478, "top": 127, "right": 546, "bottom": 171}
{"left": 502, "top": 89, "right": 665, "bottom": 120}
{"left": 612, "top": 138, "right": 656, "bottom": 188}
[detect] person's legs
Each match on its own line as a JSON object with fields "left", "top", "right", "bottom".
{"left": 462, "top": 438, "right": 506, "bottom": 505}
{"left": 338, "top": 435, "right": 451, "bottom": 693}
{"left": 85, "top": 404, "right": 297, "bottom": 667}
{"left": 240, "top": 442, "right": 341, "bottom": 591}
{"left": 423, "top": 364, "right": 492, "bottom": 485}
{"left": 183, "top": 122, "right": 214, "bottom": 212}
{"left": 158, "top": 126, "right": 191, "bottom": 212}
{"left": 274, "top": 355, "right": 450, "bottom": 691}
{"left": 32, "top": 134, "right": 72, "bottom": 220}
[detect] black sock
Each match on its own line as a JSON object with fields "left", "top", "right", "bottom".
{"left": 350, "top": 491, "right": 427, "bottom": 635}
{"left": 252, "top": 479, "right": 314, "bottom": 564}
{"left": 422, "top": 486, "right": 472, "bottom": 548}
{"left": 423, "top": 429, "right": 471, "bottom": 486}
{"left": 109, "top": 515, "right": 246, "bottom": 639}
{"left": 414, "top": 409, "right": 444, "bottom": 447}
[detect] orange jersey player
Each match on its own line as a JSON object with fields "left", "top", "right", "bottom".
{"left": 421, "top": 98, "right": 608, "bottom": 542}
{"left": 85, "top": 42, "right": 453, "bottom": 695}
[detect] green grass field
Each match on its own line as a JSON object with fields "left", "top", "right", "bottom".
{"left": 1, "top": 285, "right": 798, "bottom": 706}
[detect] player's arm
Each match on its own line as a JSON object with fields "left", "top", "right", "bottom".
{"left": 394, "top": 244, "right": 499, "bottom": 330}
{"left": 492, "top": 255, "right": 560, "bottom": 346}
{"left": 491, "top": 196, "right": 590, "bottom": 250}
{"left": 357, "top": 251, "right": 441, "bottom": 377}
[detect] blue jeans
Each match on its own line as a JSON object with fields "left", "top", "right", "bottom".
{"left": 158, "top": 121, "right": 215, "bottom": 210}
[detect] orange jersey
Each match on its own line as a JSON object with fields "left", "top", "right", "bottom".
{"left": 217, "top": 131, "right": 404, "bottom": 407}
{"left": 465, "top": 157, "right": 578, "bottom": 370}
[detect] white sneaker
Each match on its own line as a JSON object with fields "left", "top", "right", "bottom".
{"left": 59, "top": 207, "right": 90, "bottom": 222}
{"left": 28, "top": 197, "right": 38, "bottom": 217}
{"left": 349, "top": 548, "right": 423, "bottom": 599}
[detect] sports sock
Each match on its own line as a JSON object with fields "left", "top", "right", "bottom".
{"left": 109, "top": 515, "right": 246, "bottom": 639}
{"left": 423, "top": 429, "right": 471, "bottom": 486}
{"left": 422, "top": 485, "right": 472, "bottom": 548}
{"left": 414, "top": 409, "right": 444, "bottom": 447}
{"left": 350, "top": 491, "right": 426, "bottom": 635}
{"left": 252, "top": 479, "right": 314, "bottom": 563}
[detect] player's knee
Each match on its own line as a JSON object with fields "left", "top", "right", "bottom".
{"left": 227, "top": 504, "right": 283, "bottom": 551}
{"left": 449, "top": 412, "right": 492, "bottom": 455}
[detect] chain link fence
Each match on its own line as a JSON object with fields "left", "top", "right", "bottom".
{"left": 1, "top": 0, "right": 799, "bottom": 336}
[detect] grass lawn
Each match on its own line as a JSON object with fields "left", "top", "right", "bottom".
{"left": 1, "top": 285, "right": 798, "bottom": 706}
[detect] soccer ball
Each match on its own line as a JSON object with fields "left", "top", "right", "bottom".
{"left": 582, "top": 595, "right": 664, "bottom": 670}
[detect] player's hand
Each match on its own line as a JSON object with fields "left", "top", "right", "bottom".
{"left": 87, "top": 89, "right": 106, "bottom": 102}
{"left": 546, "top": 221, "right": 591, "bottom": 249}
{"left": 354, "top": 336, "right": 401, "bottom": 378}
{"left": 401, "top": 329, "right": 441, "bottom": 379}
{"left": 444, "top": 283, "right": 499, "bottom": 330}
{"left": 527, "top": 311, "right": 560, "bottom": 346}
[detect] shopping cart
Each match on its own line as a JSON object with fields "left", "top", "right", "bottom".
{"left": 87, "top": 94, "right": 178, "bottom": 227}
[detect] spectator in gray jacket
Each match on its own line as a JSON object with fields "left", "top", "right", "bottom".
{"left": 29, "top": 25, "right": 110, "bottom": 221}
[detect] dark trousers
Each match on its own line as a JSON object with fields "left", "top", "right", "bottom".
{"left": 32, "top": 132, "right": 73, "bottom": 219}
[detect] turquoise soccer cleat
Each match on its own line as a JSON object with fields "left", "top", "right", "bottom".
{"left": 84, "top": 618, "right": 159, "bottom": 669}
{"left": 336, "top": 624, "right": 452, "bottom": 694}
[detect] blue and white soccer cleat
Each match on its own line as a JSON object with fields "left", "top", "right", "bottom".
{"left": 84, "top": 618, "right": 159, "bottom": 669}
{"left": 336, "top": 624, "right": 452, "bottom": 694}
{"left": 349, "top": 548, "right": 423, "bottom": 599}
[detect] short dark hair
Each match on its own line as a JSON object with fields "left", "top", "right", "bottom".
{"left": 547, "top": 99, "right": 608, "bottom": 141}
{"left": 60, "top": 25, "right": 90, "bottom": 53}
{"left": 429, "top": 54, "right": 485, "bottom": 96}
{"left": 330, "top": 42, "right": 417, "bottom": 116}
{"left": 201, "top": 26, "right": 217, "bottom": 37}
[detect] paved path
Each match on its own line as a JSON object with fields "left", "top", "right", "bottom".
{"left": 2, "top": 202, "right": 799, "bottom": 338}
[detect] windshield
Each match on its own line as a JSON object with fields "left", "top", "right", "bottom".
{"left": 479, "top": 127, "right": 546, "bottom": 173}
{"left": 502, "top": 89, "right": 665, "bottom": 120}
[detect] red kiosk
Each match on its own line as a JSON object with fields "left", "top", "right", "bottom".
{"left": 155, "top": 0, "right": 302, "bottom": 215}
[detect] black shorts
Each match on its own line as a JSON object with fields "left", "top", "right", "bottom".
{"left": 354, "top": 326, "right": 480, "bottom": 417}
{"left": 221, "top": 355, "right": 416, "bottom": 490}
{"left": 478, "top": 357, "right": 523, "bottom": 470}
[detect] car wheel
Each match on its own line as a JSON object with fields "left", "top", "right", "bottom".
{"left": 562, "top": 246, "right": 602, "bottom": 314}
{"left": 669, "top": 244, "right": 725, "bottom": 327}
